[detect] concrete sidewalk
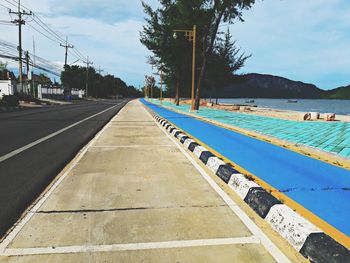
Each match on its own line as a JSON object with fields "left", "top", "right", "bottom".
{"left": 0, "top": 100, "right": 303, "bottom": 262}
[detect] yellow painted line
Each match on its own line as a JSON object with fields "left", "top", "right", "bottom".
{"left": 145, "top": 101, "right": 350, "bottom": 250}
{"left": 156, "top": 101, "right": 350, "bottom": 170}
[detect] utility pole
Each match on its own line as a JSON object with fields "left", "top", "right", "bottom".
{"left": 60, "top": 37, "right": 74, "bottom": 67}
{"left": 97, "top": 66, "right": 104, "bottom": 80}
{"left": 85, "top": 56, "right": 93, "bottom": 97}
{"left": 25, "top": 50, "right": 29, "bottom": 94}
{"left": 160, "top": 67, "right": 163, "bottom": 104}
{"left": 97, "top": 66, "right": 104, "bottom": 75}
{"left": 115, "top": 79, "right": 119, "bottom": 99}
{"left": 173, "top": 25, "right": 196, "bottom": 111}
{"left": 9, "top": 0, "right": 32, "bottom": 91}
{"left": 32, "top": 37, "right": 36, "bottom": 97}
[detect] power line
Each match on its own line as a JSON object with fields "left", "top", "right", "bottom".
{"left": 0, "top": 39, "right": 62, "bottom": 76}
{"left": 2, "top": 0, "right": 88, "bottom": 59}
{"left": 2, "top": 0, "right": 29, "bottom": 12}
{"left": 26, "top": 23, "right": 62, "bottom": 44}
{"left": 30, "top": 19, "right": 64, "bottom": 43}
{"left": 1, "top": 0, "right": 16, "bottom": 8}
{"left": 68, "top": 49, "right": 82, "bottom": 61}
{"left": 32, "top": 14, "right": 66, "bottom": 43}
{"left": 1, "top": 0, "right": 91, "bottom": 77}
{"left": 0, "top": 3, "right": 11, "bottom": 10}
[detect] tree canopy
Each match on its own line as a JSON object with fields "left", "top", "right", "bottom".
{"left": 61, "top": 65, "right": 142, "bottom": 98}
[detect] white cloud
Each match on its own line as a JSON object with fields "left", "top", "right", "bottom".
{"left": 230, "top": 0, "right": 350, "bottom": 89}
{"left": 1, "top": 0, "right": 349, "bottom": 89}
{"left": 0, "top": 0, "right": 155, "bottom": 86}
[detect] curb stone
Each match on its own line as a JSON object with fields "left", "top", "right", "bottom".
{"left": 150, "top": 112, "right": 350, "bottom": 263}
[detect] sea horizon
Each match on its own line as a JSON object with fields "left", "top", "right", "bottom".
{"left": 208, "top": 98, "right": 350, "bottom": 115}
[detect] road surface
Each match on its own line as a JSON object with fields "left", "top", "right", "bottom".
{"left": 0, "top": 99, "right": 127, "bottom": 238}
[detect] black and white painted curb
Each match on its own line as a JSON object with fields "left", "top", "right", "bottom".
{"left": 152, "top": 113, "right": 350, "bottom": 263}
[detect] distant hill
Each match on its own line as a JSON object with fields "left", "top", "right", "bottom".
{"left": 203, "top": 73, "right": 350, "bottom": 99}
{"left": 323, "top": 85, "right": 350, "bottom": 99}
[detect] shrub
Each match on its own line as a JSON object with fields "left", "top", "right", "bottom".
{"left": 0, "top": 95, "right": 19, "bottom": 107}
{"left": 16, "top": 92, "right": 41, "bottom": 104}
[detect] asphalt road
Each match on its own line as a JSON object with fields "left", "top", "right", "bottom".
{"left": 0, "top": 99, "right": 128, "bottom": 238}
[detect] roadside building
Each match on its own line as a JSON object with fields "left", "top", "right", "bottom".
{"left": 37, "top": 84, "right": 85, "bottom": 100}
{"left": 0, "top": 80, "right": 17, "bottom": 98}
{"left": 0, "top": 70, "right": 17, "bottom": 98}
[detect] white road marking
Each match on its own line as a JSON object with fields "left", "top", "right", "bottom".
{"left": 0, "top": 102, "right": 126, "bottom": 253}
{"left": 0, "top": 102, "right": 124, "bottom": 163}
{"left": 147, "top": 108, "right": 292, "bottom": 263}
{"left": 90, "top": 145, "right": 174, "bottom": 148}
{"left": 108, "top": 125, "right": 156, "bottom": 127}
{"left": 1, "top": 237, "right": 259, "bottom": 256}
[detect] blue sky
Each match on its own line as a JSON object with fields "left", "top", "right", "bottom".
{"left": 0, "top": 0, "right": 349, "bottom": 90}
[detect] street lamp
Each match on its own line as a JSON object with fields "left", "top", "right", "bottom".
{"left": 173, "top": 25, "right": 196, "bottom": 112}
{"left": 159, "top": 66, "right": 164, "bottom": 104}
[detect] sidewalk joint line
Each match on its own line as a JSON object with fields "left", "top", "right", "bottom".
{"left": 33, "top": 204, "right": 228, "bottom": 214}
{"left": 0, "top": 237, "right": 259, "bottom": 256}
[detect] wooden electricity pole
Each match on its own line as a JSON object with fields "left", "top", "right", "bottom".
{"left": 60, "top": 37, "right": 74, "bottom": 67}
{"left": 9, "top": 0, "right": 32, "bottom": 91}
{"left": 85, "top": 56, "right": 93, "bottom": 97}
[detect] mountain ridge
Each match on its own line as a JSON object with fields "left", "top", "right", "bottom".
{"left": 204, "top": 73, "right": 350, "bottom": 99}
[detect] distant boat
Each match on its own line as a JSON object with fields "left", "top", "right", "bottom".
{"left": 245, "top": 99, "right": 255, "bottom": 103}
{"left": 287, "top": 100, "right": 298, "bottom": 103}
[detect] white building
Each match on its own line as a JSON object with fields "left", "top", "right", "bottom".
{"left": 71, "top": 89, "right": 85, "bottom": 99}
{"left": 0, "top": 80, "right": 17, "bottom": 98}
{"left": 37, "top": 85, "right": 85, "bottom": 99}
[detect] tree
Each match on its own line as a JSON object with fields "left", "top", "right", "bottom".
{"left": 144, "top": 75, "right": 156, "bottom": 98}
{"left": 0, "top": 60, "right": 8, "bottom": 71}
{"left": 140, "top": 0, "right": 256, "bottom": 109}
{"left": 61, "top": 65, "right": 86, "bottom": 90}
{"left": 140, "top": 1, "right": 197, "bottom": 105}
{"left": 36, "top": 73, "right": 52, "bottom": 85}
{"left": 193, "top": 0, "right": 256, "bottom": 110}
{"left": 206, "top": 29, "right": 250, "bottom": 104}
{"left": 61, "top": 65, "right": 142, "bottom": 98}
{"left": 0, "top": 60, "right": 9, "bottom": 80}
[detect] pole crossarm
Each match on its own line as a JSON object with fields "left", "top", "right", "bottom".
{"left": 173, "top": 29, "right": 192, "bottom": 32}
{"left": 173, "top": 28, "right": 195, "bottom": 41}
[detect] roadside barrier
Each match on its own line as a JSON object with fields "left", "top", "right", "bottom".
{"left": 151, "top": 112, "right": 350, "bottom": 263}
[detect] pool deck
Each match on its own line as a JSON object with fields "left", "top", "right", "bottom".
{"left": 143, "top": 99, "right": 350, "bottom": 250}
